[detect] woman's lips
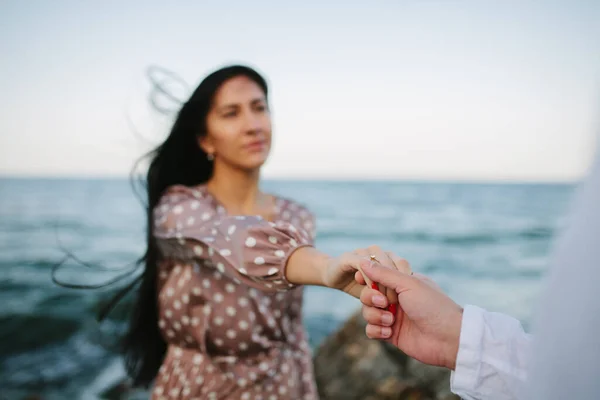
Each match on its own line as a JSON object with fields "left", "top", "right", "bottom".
{"left": 245, "top": 140, "right": 267, "bottom": 152}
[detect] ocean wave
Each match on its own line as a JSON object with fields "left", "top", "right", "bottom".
{"left": 0, "top": 220, "right": 124, "bottom": 239}
{"left": 316, "top": 226, "right": 555, "bottom": 245}
{"left": 419, "top": 260, "right": 546, "bottom": 279}
{"left": 0, "top": 219, "right": 88, "bottom": 233}
{"left": 0, "top": 332, "right": 114, "bottom": 397}
{"left": 0, "top": 313, "right": 83, "bottom": 358}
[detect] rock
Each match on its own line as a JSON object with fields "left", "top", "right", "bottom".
{"left": 313, "top": 310, "right": 459, "bottom": 400}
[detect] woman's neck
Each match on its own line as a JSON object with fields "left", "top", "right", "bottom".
{"left": 206, "top": 162, "right": 267, "bottom": 215}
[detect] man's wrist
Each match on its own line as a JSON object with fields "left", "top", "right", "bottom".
{"left": 444, "top": 306, "right": 464, "bottom": 370}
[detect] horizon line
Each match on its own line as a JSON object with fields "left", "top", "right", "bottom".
{"left": 0, "top": 173, "right": 581, "bottom": 185}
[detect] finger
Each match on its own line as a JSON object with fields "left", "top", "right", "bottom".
{"left": 362, "top": 305, "right": 395, "bottom": 326}
{"left": 365, "top": 323, "right": 392, "bottom": 340}
{"left": 386, "top": 252, "right": 412, "bottom": 275}
{"left": 362, "top": 262, "right": 416, "bottom": 294}
{"left": 367, "top": 245, "right": 397, "bottom": 303}
{"left": 367, "top": 245, "right": 395, "bottom": 270}
{"left": 355, "top": 270, "right": 366, "bottom": 285}
{"left": 383, "top": 252, "right": 410, "bottom": 308}
{"left": 360, "top": 287, "right": 389, "bottom": 308}
{"left": 352, "top": 249, "right": 373, "bottom": 286}
{"left": 367, "top": 247, "right": 399, "bottom": 305}
{"left": 353, "top": 248, "right": 370, "bottom": 257}
{"left": 346, "top": 282, "right": 366, "bottom": 299}
{"left": 349, "top": 255, "right": 375, "bottom": 288}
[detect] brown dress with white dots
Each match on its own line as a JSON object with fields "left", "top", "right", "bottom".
{"left": 150, "top": 184, "right": 318, "bottom": 400}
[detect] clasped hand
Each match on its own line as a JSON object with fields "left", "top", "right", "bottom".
{"left": 327, "top": 245, "right": 464, "bottom": 371}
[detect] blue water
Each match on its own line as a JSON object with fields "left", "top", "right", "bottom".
{"left": 0, "top": 178, "right": 577, "bottom": 399}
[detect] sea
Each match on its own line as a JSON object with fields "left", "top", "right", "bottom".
{"left": 0, "top": 177, "right": 578, "bottom": 400}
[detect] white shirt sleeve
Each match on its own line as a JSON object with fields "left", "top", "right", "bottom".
{"left": 450, "top": 305, "right": 532, "bottom": 400}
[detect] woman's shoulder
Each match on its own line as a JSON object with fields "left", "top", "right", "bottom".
{"left": 154, "top": 184, "right": 215, "bottom": 216}
{"left": 160, "top": 184, "right": 205, "bottom": 199}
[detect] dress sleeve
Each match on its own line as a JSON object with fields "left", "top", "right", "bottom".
{"left": 298, "top": 208, "right": 317, "bottom": 244}
{"left": 152, "top": 187, "right": 314, "bottom": 292}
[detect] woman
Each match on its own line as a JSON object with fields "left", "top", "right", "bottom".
{"left": 123, "top": 64, "right": 394, "bottom": 400}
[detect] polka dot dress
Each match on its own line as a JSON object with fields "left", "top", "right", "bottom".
{"left": 151, "top": 185, "right": 318, "bottom": 400}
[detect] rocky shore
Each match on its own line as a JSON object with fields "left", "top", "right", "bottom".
{"left": 313, "top": 310, "right": 458, "bottom": 400}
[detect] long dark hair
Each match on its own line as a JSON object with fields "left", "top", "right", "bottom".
{"left": 123, "top": 64, "right": 269, "bottom": 387}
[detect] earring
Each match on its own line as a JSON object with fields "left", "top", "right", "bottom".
{"left": 207, "top": 153, "right": 214, "bottom": 161}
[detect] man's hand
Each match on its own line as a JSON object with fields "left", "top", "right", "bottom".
{"left": 358, "top": 262, "right": 464, "bottom": 370}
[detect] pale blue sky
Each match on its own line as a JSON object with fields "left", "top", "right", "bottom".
{"left": 1, "top": 0, "right": 599, "bottom": 180}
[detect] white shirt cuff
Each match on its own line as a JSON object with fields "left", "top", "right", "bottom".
{"left": 450, "top": 304, "right": 486, "bottom": 396}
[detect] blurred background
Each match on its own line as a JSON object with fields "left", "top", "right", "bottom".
{"left": 1, "top": 1, "right": 599, "bottom": 399}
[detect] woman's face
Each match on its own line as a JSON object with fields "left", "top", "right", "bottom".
{"left": 200, "top": 75, "right": 272, "bottom": 172}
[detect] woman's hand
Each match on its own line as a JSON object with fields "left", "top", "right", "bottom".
{"left": 322, "top": 245, "right": 400, "bottom": 303}
{"left": 285, "top": 245, "right": 402, "bottom": 303}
